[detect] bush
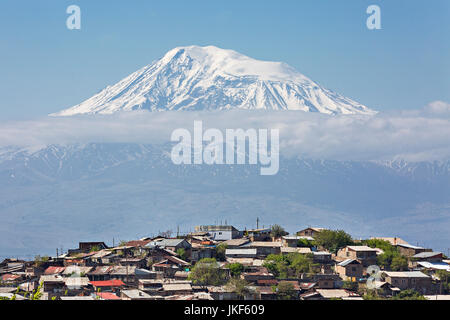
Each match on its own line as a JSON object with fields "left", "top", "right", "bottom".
{"left": 188, "top": 258, "right": 227, "bottom": 287}
{"left": 263, "top": 253, "right": 317, "bottom": 278}
{"left": 314, "top": 229, "right": 353, "bottom": 254}
{"left": 215, "top": 243, "right": 227, "bottom": 261}
{"left": 226, "top": 263, "right": 244, "bottom": 277}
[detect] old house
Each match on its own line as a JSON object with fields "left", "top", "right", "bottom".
{"left": 396, "top": 243, "right": 432, "bottom": 257}
{"left": 410, "top": 252, "right": 444, "bottom": 269}
{"left": 281, "top": 247, "right": 312, "bottom": 255}
{"left": 246, "top": 228, "right": 272, "bottom": 242}
{"left": 40, "top": 275, "right": 66, "bottom": 297}
{"left": 195, "top": 225, "right": 243, "bottom": 241}
{"left": 241, "top": 242, "right": 282, "bottom": 257}
{"left": 152, "top": 238, "right": 192, "bottom": 252}
{"left": 225, "top": 248, "right": 257, "bottom": 259}
{"left": 121, "top": 289, "right": 154, "bottom": 300}
{"left": 382, "top": 271, "right": 433, "bottom": 294}
{"left": 163, "top": 282, "right": 193, "bottom": 296}
{"left": 335, "top": 259, "right": 363, "bottom": 281}
{"left": 90, "top": 279, "right": 125, "bottom": 293}
{"left": 337, "top": 246, "right": 378, "bottom": 267}
{"left": 312, "top": 251, "right": 332, "bottom": 264}
{"left": 241, "top": 270, "right": 275, "bottom": 283}
{"left": 296, "top": 227, "right": 324, "bottom": 238}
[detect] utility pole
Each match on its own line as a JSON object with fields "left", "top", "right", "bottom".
{"left": 256, "top": 217, "right": 259, "bottom": 229}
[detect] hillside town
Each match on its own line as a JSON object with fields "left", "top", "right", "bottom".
{"left": 1, "top": 224, "right": 449, "bottom": 301}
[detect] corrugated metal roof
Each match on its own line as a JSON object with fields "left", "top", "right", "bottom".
{"left": 347, "top": 246, "right": 378, "bottom": 252}
{"left": 337, "top": 259, "right": 360, "bottom": 267}
{"left": 225, "top": 248, "right": 257, "bottom": 255}
{"left": 163, "top": 283, "right": 193, "bottom": 291}
{"left": 90, "top": 279, "right": 125, "bottom": 287}
{"left": 383, "top": 271, "right": 430, "bottom": 278}
{"left": 413, "top": 251, "right": 442, "bottom": 259}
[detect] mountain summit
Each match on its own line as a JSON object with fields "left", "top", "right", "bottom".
{"left": 52, "top": 45, "right": 376, "bottom": 116}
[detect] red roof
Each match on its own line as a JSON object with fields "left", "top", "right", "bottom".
{"left": 1, "top": 274, "right": 21, "bottom": 281}
{"left": 90, "top": 280, "right": 125, "bottom": 287}
{"left": 96, "top": 292, "right": 121, "bottom": 300}
{"left": 124, "top": 240, "right": 151, "bottom": 247}
{"left": 44, "top": 266, "right": 66, "bottom": 275}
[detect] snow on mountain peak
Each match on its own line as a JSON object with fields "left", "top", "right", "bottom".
{"left": 51, "top": 45, "right": 376, "bottom": 116}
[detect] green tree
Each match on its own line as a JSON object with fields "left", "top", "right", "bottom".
{"left": 436, "top": 270, "right": 450, "bottom": 294}
{"left": 226, "top": 263, "right": 244, "bottom": 277}
{"left": 314, "top": 229, "right": 353, "bottom": 254}
{"left": 188, "top": 258, "right": 227, "bottom": 287}
{"left": 215, "top": 243, "right": 227, "bottom": 261}
{"left": 275, "top": 281, "right": 296, "bottom": 300}
{"left": 270, "top": 225, "right": 288, "bottom": 238}
{"left": 225, "top": 277, "right": 252, "bottom": 300}
{"left": 176, "top": 248, "right": 188, "bottom": 261}
{"left": 297, "top": 238, "right": 314, "bottom": 248}
{"left": 263, "top": 253, "right": 317, "bottom": 279}
{"left": 342, "top": 280, "right": 358, "bottom": 292}
{"left": 391, "top": 289, "right": 426, "bottom": 300}
{"left": 390, "top": 255, "right": 408, "bottom": 271}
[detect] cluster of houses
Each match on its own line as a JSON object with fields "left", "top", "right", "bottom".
{"left": 1, "top": 225, "right": 449, "bottom": 301}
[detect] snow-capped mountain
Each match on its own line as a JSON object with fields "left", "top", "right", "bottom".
{"left": 52, "top": 46, "right": 376, "bottom": 116}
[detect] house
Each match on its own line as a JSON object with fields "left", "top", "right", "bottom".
{"left": 257, "top": 286, "right": 277, "bottom": 300}
{"left": 241, "top": 241, "right": 282, "bottom": 257}
{"left": 280, "top": 247, "right": 312, "bottom": 255}
{"left": 312, "top": 251, "right": 332, "bottom": 264}
{"left": 64, "top": 277, "right": 90, "bottom": 295}
{"left": 246, "top": 228, "right": 272, "bottom": 242}
{"left": 281, "top": 235, "right": 313, "bottom": 247}
{"left": 96, "top": 292, "right": 121, "bottom": 300}
{"left": 335, "top": 259, "right": 363, "bottom": 281}
{"left": 208, "top": 286, "right": 239, "bottom": 300}
{"left": 296, "top": 227, "right": 324, "bottom": 238}
{"left": 121, "top": 289, "right": 154, "bottom": 300}
{"left": 410, "top": 252, "right": 444, "bottom": 268}
{"left": 195, "top": 225, "right": 243, "bottom": 241}
{"left": 63, "top": 265, "right": 92, "bottom": 277}
{"left": 222, "top": 238, "right": 251, "bottom": 248}
{"left": 151, "top": 255, "right": 190, "bottom": 277}
{"left": 119, "top": 258, "right": 146, "bottom": 268}
{"left": 151, "top": 238, "right": 192, "bottom": 252}
{"left": 110, "top": 266, "right": 137, "bottom": 284}
{"left": 190, "top": 243, "right": 215, "bottom": 262}
{"left": 225, "top": 248, "right": 257, "bottom": 259}
{"left": 44, "top": 266, "right": 66, "bottom": 275}
{"left": 39, "top": 275, "right": 66, "bottom": 297}
{"left": 163, "top": 282, "right": 193, "bottom": 296}
{"left": 241, "top": 270, "right": 275, "bottom": 283}
{"left": 370, "top": 237, "right": 410, "bottom": 246}
{"left": 87, "top": 266, "right": 114, "bottom": 281}
{"left": 310, "top": 274, "right": 342, "bottom": 289}
{"left": 90, "top": 279, "right": 125, "bottom": 292}
{"left": 315, "top": 289, "right": 359, "bottom": 300}
{"left": 417, "top": 261, "right": 450, "bottom": 272}
{"left": 68, "top": 242, "right": 108, "bottom": 255}
{"left": 0, "top": 273, "right": 23, "bottom": 285}
{"left": 382, "top": 271, "right": 433, "bottom": 294}
{"left": 336, "top": 246, "right": 378, "bottom": 267}
{"left": 395, "top": 243, "right": 432, "bottom": 257}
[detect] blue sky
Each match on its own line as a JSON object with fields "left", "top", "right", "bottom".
{"left": 0, "top": 0, "right": 448, "bottom": 119}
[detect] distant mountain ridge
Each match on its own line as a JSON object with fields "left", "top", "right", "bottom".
{"left": 0, "top": 143, "right": 449, "bottom": 258}
{"left": 52, "top": 46, "right": 376, "bottom": 116}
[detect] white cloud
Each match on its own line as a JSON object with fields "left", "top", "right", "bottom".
{"left": 0, "top": 101, "right": 449, "bottom": 162}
